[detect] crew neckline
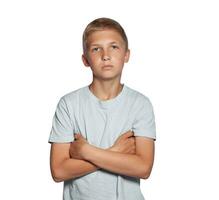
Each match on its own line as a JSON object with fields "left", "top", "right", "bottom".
{"left": 85, "top": 83, "right": 127, "bottom": 110}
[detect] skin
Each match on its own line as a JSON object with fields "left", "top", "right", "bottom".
{"left": 70, "top": 131, "right": 136, "bottom": 160}
{"left": 50, "top": 29, "right": 155, "bottom": 182}
{"left": 50, "top": 131, "right": 137, "bottom": 182}
{"left": 82, "top": 29, "right": 130, "bottom": 100}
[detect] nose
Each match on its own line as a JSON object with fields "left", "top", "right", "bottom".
{"left": 103, "top": 56, "right": 110, "bottom": 61}
{"left": 102, "top": 50, "right": 111, "bottom": 61}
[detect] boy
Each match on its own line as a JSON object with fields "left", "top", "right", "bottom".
{"left": 49, "top": 17, "right": 156, "bottom": 200}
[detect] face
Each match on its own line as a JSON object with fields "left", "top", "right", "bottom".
{"left": 82, "top": 29, "right": 130, "bottom": 81}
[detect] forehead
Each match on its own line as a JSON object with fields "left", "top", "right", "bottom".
{"left": 87, "top": 29, "right": 125, "bottom": 46}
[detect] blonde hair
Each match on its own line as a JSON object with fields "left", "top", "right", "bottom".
{"left": 82, "top": 17, "right": 128, "bottom": 55}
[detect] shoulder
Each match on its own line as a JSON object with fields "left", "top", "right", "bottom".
{"left": 58, "top": 85, "right": 88, "bottom": 107}
{"left": 125, "top": 84, "right": 152, "bottom": 107}
{"left": 61, "top": 85, "right": 87, "bottom": 100}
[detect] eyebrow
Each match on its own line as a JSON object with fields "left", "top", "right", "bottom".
{"left": 90, "top": 41, "right": 118, "bottom": 47}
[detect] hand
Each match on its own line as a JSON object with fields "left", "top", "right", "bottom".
{"left": 69, "top": 133, "right": 89, "bottom": 160}
{"left": 110, "top": 130, "right": 136, "bottom": 154}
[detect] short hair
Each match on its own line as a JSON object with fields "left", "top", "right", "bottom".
{"left": 82, "top": 17, "right": 129, "bottom": 55}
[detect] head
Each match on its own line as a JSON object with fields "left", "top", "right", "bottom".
{"left": 82, "top": 17, "right": 130, "bottom": 81}
{"left": 82, "top": 17, "right": 129, "bottom": 56}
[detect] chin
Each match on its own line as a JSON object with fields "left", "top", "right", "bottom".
{"left": 101, "top": 74, "right": 122, "bottom": 81}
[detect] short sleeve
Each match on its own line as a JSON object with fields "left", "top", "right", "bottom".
{"left": 48, "top": 97, "right": 74, "bottom": 143}
{"left": 132, "top": 97, "right": 156, "bottom": 140}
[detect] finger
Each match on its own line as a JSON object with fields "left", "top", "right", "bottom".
{"left": 129, "top": 137, "right": 135, "bottom": 144}
{"left": 124, "top": 130, "right": 134, "bottom": 138}
{"left": 75, "top": 133, "right": 83, "bottom": 140}
{"left": 74, "top": 133, "right": 79, "bottom": 139}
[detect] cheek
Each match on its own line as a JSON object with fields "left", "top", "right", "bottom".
{"left": 88, "top": 55, "right": 100, "bottom": 64}
{"left": 112, "top": 51, "right": 126, "bottom": 59}
{"left": 114, "top": 54, "right": 125, "bottom": 63}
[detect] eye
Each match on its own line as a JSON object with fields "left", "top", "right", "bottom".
{"left": 112, "top": 45, "right": 119, "bottom": 49}
{"left": 92, "top": 47, "right": 100, "bottom": 52}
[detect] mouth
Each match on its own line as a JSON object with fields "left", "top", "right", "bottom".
{"left": 102, "top": 65, "right": 113, "bottom": 69}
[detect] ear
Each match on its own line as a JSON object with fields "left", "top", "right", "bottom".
{"left": 82, "top": 54, "right": 90, "bottom": 67}
{"left": 124, "top": 49, "right": 130, "bottom": 63}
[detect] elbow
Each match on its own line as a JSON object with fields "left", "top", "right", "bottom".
{"left": 140, "top": 166, "right": 152, "bottom": 180}
{"left": 141, "top": 171, "right": 151, "bottom": 180}
{"left": 51, "top": 167, "right": 64, "bottom": 183}
{"left": 52, "top": 176, "right": 63, "bottom": 183}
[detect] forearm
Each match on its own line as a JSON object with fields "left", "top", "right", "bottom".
{"left": 52, "top": 147, "right": 113, "bottom": 182}
{"left": 53, "top": 158, "right": 100, "bottom": 182}
{"left": 83, "top": 145, "right": 145, "bottom": 179}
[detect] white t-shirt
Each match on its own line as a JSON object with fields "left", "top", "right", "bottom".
{"left": 49, "top": 83, "right": 156, "bottom": 200}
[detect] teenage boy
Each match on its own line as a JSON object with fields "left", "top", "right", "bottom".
{"left": 49, "top": 17, "right": 156, "bottom": 200}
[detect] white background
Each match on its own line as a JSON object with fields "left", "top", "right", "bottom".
{"left": 0, "top": 0, "right": 219, "bottom": 199}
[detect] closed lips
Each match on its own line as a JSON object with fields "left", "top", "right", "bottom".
{"left": 102, "top": 65, "right": 113, "bottom": 68}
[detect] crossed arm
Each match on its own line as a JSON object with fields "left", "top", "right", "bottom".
{"left": 50, "top": 134, "right": 154, "bottom": 182}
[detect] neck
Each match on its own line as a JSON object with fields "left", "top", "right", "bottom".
{"left": 89, "top": 80, "right": 123, "bottom": 101}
